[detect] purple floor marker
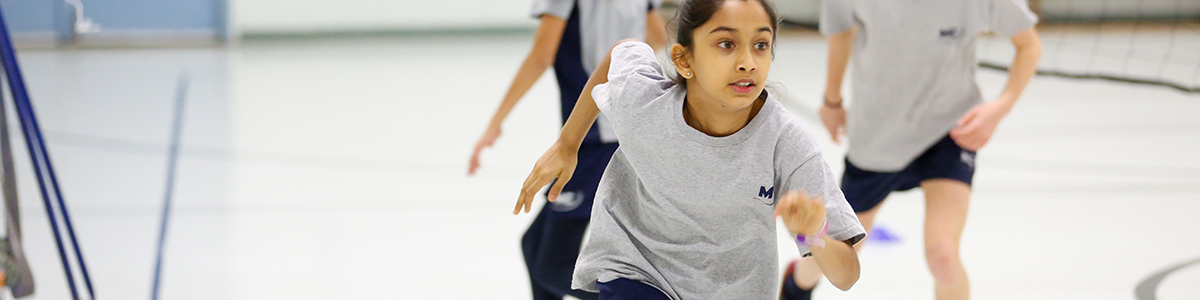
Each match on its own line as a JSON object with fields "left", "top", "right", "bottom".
{"left": 869, "top": 226, "right": 902, "bottom": 244}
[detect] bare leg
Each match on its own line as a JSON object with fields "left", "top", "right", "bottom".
{"left": 920, "top": 179, "right": 971, "bottom": 300}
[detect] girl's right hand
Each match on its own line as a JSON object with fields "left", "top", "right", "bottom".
{"left": 819, "top": 99, "right": 847, "bottom": 144}
{"left": 514, "top": 142, "right": 578, "bottom": 215}
{"left": 775, "top": 190, "right": 827, "bottom": 237}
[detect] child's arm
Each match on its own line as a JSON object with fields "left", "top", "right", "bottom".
{"left": 823, "top": 27, "right": 855, "bottom": 105}
{"left": 645, "top": 9, "right": 668, "bottom": 52}
{"left": 996, "top": 28, "right": 1041, "bottom": 107}
{"left": 809, "top": 232, "right": 860, "bottom": 290}
{"left": 950, "top": 27, "right": 1041, "bottom": 151}
{"left": 513, "top": 39, "right": 637, "bottom": 215}
{"left": 819, "top": 28, "right": 856, "bottom": 144}
{"left": 776, "top": 191, "right": 860, "bottom": 290}
{"left": 469, "top": 15, "right": 566, "bottom": 175}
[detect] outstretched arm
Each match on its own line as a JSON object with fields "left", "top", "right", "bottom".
{"left": 469, "top": 15, "right": 566, "bottom": 175}
{"left": 513, "top": 39, "right": 638, "bottom": 214}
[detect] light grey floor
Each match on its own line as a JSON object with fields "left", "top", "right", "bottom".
{"left": 3, "top": 29, "right": 1198, "bottom": 299}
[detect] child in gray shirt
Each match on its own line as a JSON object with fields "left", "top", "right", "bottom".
{"left": 514, "top": 0, "right": 866, "bottom": 299}
{"left": 784, "top": 0, "right": 1042, "bottom": 299}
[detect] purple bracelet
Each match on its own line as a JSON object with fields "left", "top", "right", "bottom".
{"left": 796, "top": 222, "right": 829, "bottom": 249}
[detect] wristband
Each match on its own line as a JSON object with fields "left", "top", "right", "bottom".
{"left": 796, "top": 222, "right": 828, "bottom": 249}
{"left": 823, "top": 96, "right": 843, "bottom": 109}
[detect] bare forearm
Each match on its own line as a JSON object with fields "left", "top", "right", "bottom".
{"left": 557, "top": 83, "right": 600, "bottom": 149}
{"left": 645, "top": 10, "right": 668, "bottom": 52}
{"left": 489, "top": 58, "right": 552, "bottom": 128}
{"left": 810, "top": 236, "right": 861, "bottom": 291}
{"left": 824, "top": 28, "right": 856, "bottom": 100}
{"left": 996, "top": 28, "right": 1042, "bottom": 110}
{"left": 485, "top": 15, "right": 565, "bottom": 129}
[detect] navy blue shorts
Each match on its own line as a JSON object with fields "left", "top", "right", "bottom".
{"left": 523, "top": 143, "right": 618, "bottom": 300}
{"left": 541, "top": 142, "right": 619, "bottom": 218}
{"left": 597, "top": 278, "right": 669, "bottom": 300}
{"left": 842, "top": 135, "right": 975, "bottom": 213}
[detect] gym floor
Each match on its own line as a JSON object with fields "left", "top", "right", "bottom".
{"left": 6, "top": 26, "right": 1199, "bottom": 299}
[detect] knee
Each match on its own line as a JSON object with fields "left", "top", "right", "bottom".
{"left": 924, "top": 242, "right": 961, "bottom": 281}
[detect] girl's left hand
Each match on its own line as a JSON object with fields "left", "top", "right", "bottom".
{"left": 775, "top": 190, "right": 826, "bottom": 237}
{"left": 950, "top": 101, "right": 1011, "bottom": 151}
{"left": 468, "top": 125, "right": 502, "bottom": 175}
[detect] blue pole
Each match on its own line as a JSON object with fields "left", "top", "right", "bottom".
{"left": 0, "top": 3, "right": 93, "bottom": 299}
{"left": 151, "top": 74, "right": 188, "bottom": 300}
{"left": 10, "top": 63, "right": 96, "bottom": 297}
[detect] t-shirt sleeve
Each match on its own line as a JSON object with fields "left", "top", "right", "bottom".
{"left": 530, "top": 0, "right": 574, "bottom": 20}
{"left": 819, "top": 0, "right": 857, "bottom": 36}
{"left": 649, "top": 0, "right": 664, "bottom": 10}
{"left": 591, "top": 41, "right": 670, "bottom": 117}
{"left": 779, "top": 149, "right": 867, "bottom": 256}
{"left": 987, "top": 0, "right": 1038, "bottom": 37}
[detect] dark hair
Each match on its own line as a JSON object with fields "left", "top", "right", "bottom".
{"left": 671, "top": 0, "right": 781, "bottom": 88}
{"left": 673, "top": 0, "right": 780, "bottom": 59}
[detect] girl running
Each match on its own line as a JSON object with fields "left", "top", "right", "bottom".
{"left": 469, "top": 0, "right": 666, "bottom": 299}
{"left": 781, "top": 0, "right": 1042, "bottom": 299}
{"left": 514, "top": 0, "right": 866, "bottom": 299}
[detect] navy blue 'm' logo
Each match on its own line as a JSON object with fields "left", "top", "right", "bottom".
{"left": 939, "top": 27, "right": 960, "bottom": 39}
{"left": 759, "top": 186, "right": 774, "bottom": 199}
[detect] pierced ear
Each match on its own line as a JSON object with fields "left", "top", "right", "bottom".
{"left": 669, "top": 43, "right": 693, "bottom": 79}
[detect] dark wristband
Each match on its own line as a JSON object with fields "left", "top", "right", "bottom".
{"left": 823, "top": 96, "right": 843, "bottom": 109}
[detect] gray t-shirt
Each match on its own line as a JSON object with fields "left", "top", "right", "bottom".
{"left": 571, "top": 41, "right": 866, "bottom": 300}
{"left": 531, "top": 0, "right": 662, "bottom": 144}
{"left": 531, "top": 0, "right": 662, "bottom": 71}
{"left": 820, "top": 0, "right": 1038, "bottom": 171}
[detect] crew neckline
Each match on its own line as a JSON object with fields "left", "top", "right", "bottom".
{"left": 671, "top": 87, "right": 776, "bottom": 148}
